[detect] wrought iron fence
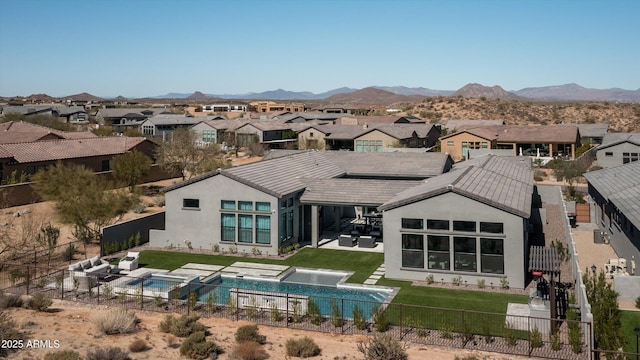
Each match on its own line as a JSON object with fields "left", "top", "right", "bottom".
{"left": 0, "top": 263, "right": 600, "bottom": 359}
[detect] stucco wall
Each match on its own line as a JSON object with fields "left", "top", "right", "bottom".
{"left": 440, "top": 133, "right": 493, "bottom": 161}
{"left": 355, "top": 130, "right": 400, "bottom": 150}
{"left": 149, "top": 174, "right": 280, "bottom": 255}
{"left": 297, "top": 129, "right": 326, "bottom": 150}
{"left": 596, "top": 142, "right": 640, "bottom": 168}
{"left": 382, "top": 191, "right": 527, "bottom": 289}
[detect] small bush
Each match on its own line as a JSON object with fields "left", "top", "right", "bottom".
{"left": 232, "top": 341, "right": 268, "bottom": 360}
{"left": 425, "top": 273, "right": 434, "bottom": 284}
{"left": 357, "top": 334, "right": 408, "bottom": 360}
{"left": 373, "top": 305, "right": 389, "bottom": 332}
{"left": 306, "top": 298, "right": 322, "bottom": 325}
{"left": 93, "top": 308, "right": 138, "bottom": 335}
{"left": 529, "top": 326, "right": 543, "bottom": 349}
{"left": 439, "top": 320, "right": 453, "bottom": 339}
{"left": 452, "top": 275, "right": 462, "bottom": 286}
{"left": 477, "top": 279, "right": 486, "bottom": 289}
{"left": 551, "top": 332, "right": 561, "bottom": 351}
{"left": 504, "top": 322, "right": 517, "bottom": 347}
{"left": 285, "top": 336, "right": 321, "bottom": 358}
{"left": 25, "top": 292, "right": 53, "bottom": 311}
{"left": 44, "top": 350, "right": 81, "bottom": 360}
{"left": 353, "top": 305, "right": 367, "bottom": 330}
{"left": 85, "top": 346, "right": 131, "bottom": 360}
{"left": 179, "top": 331, "right": 219, "bottom": 360}
{"left": 270, "top": 302, "right": 282, "bottom": 322}
{"left": 0, "top": 311, "right": 23, "bottom": 358}
{"left": 159, "top": 314, "right": 207, "bottom": 337}
{"left": 635, "top": 296, "right": 640, "bottom": 309}
{"left": 330, "top": 299, "right": 343, "bottom": 327}
{"left": 0, "top": 292, "right": 23, "bottom": 309}
{"left": 500, "top": 277, "right": 510, "bottom": 289}
{"left": 128, "top": 338, "right": 148, "bottom": 352}
{"left": 235, "top": 325, "right": 266, "bottom": 344}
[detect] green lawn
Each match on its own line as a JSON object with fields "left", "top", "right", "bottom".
{"left": 139, "top": 248, "right": 528, "bottom": 313}
{"left": 621, "top": 310, "right": 640, "bottom": 354}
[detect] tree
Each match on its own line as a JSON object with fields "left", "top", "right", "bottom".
{"left": 583, "top": 269, "right": 625, "bottom": 354}
{"left": 112, "top": 151, "right": 152, "bottom": 191}
{"left": 92, "top": 125, "right": 114, "bottom": 136}
{"left": 1, "top": 113, "right": 73, "bottom": 131}
{"left": 36, "top": 223, "right": 60, "bottom": 271}
{"left": 548, "top": 160, "right": 586, "bottom": 187}
{"left": 31, "top": 163, "right": 136, "bottom": 256}
{"left": 156, "top": 128, "right": 223, "bottom": 180}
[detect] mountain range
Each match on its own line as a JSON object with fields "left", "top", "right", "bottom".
{"left": 150, "top": 83, "right": 639, "bottom": 102}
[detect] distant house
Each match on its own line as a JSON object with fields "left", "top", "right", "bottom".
{"left": 440, "top": 125, "right": 581, "bottom": 161}
{"left": 336, "top": 115, "right": 425, "bottom": 126}
{"left": 595, "top": 133, "right": 640, "bottom": 168}
{"left": 191, "top": 118, "right": 250, "bottom": 145}
{"left": 95, "top": 108, "right": 173, "bottom": 132}
{"left": 139, "top": 114, "right": 203, "bottom": 139}
{"left": 202, "top": 103, "right": 248, "bottom": 112}
{"left": 274, "top": 112, "right": 348, "bottom": 124}
{"left": 438, "top": 119, "right": 505, "bottom": 133}
{"left": 0, "top": 121, "right": 96, "bottom": 145}
{"left": 0, "top": 136, "right": 157, "bottom": 182}
{"left": 1, "top": 105, "right": 87, "bottom": 123}
{"left": 584, "top": 161, "right": 640, "bottom": 270}
{"left": 298, "top": 123, "right": 440, "bottom": 151}
{"left": 250, "top": 101, "right": 305, "bottom": 113}
{"left": 233, "top": 121, "right": 298, "bottom": 148}
{"left": 561, "top": 123, "right": 609, "bottom": 145}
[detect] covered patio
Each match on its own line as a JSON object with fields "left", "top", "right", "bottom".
{"left": 299, "top": 178, "right": 421, "bottom": 251}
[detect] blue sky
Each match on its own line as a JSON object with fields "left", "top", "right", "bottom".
{"left": 0, "top": 0, "right": 638, "bottom": 97}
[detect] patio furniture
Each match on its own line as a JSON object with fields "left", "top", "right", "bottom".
{"left": 358, "top": 235, "right": 376, "bottom": 248}
{"left": 119, "top": 251, "right": 140, "bottom": 271}
{"left": 68, "top": 255, "right": 110, "bottom": 277}
{"left": 350, "top": 229, "right": 361, "bottom": 237}
{"left": 339, "top": 234, "right": 357, "bottom": 247}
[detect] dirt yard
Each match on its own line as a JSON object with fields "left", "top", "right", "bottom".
{"left": 3, "top": 300, "right": 528, "bottom": 360}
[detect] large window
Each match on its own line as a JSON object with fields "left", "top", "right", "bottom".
{"left": 427, "top": 235, "right": 449, "bottom": 270}
{"left": 427, "top": 219, "right": 449, "bottom": 231}
{"left": 256, "top": 216, "right": 271, "bottom": 244}
{"left": 454, "top": 237, "right": 477, "bottom": 272}
{"left": 480, "top": 222, "right": 503, "bottom": 234}
{"left": 221, "top": 213, "right": 236, "bottom": 241}
{"left": 202, "top": 130, "right": 216, "bottom": 143}
{"left": 480, "top": 238, "right": 504, "bottom": 274}
{"left": 355, "top": 140, "right": 383, "bottom": 152}
{"left": 183, "top": 198, "right": 200, "bottom": 208}
{"left": 402, "top": 234, "right": 424, "bottom": 268}
{"left": 453, "top": 221, "right": 476, "bottom": 232}
{"left": 402, "top": 218, "right": 423, "bottom": 229}
{"left": 239, "top": 201, "right": 253, "bottom": 211}
{"left": 221, "top": 200, "right": 235, "bottom": 210}
{"left": 623, "top": 152, "right": 639, "bottom": 164}
{"left": 238, "top": 215, "right": 253, "bottom": 243}
{"left": 256, "top": 202, "right": 271, "bottom": 212}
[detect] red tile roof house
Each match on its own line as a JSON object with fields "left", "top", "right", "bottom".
{"left": 0, "top": 136, "right": 157, "bottom": 182}
{"left": 0, "top": 121, "right": 97, "bottom": 144}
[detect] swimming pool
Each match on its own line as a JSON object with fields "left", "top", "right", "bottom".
{"left": 196, "top": 268, "right": 396, "bottom": 318}
{"left": 126, "top": 274, "right": 187, "bottom": 290}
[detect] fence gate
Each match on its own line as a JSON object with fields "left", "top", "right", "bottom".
{"left": 576, "top": 203, "right": 590, "bottom": 223}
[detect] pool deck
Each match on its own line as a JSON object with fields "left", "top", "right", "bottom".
{"left": 318, "top": 231, "right": 384, "bottom": 253}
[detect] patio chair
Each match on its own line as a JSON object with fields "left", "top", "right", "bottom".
{"left": 339, "top": 234, "right": 357, "bottom": 247}
{"left": 358, "top": 235, "right": 376, "bottom": 248}
{"left": 118, "top": 251, "right": 140, "bottom": 271}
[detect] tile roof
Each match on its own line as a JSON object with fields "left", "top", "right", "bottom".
{"left": 439, "top": 119, "right": 505, "bottom": 131}
{"left": 0, "top": 136, "right": 149, "bottom": 163}
{"left": 584, "top": 161, "right": 640, "bottom": 229}
{"left": 598, "top": 133, "right": 640, "bottom": 149}
{"left": 144, "top": 114, "right": 202, "bottom": 126}
{"left": 322, "top": 151, "right": 451, "bottom": 178}
{"left": 222, "top": 151, "right": 346, "bottom": 197}
{"left": 300, "top": 178, "right": 422, "bottom": 206}
{"left": 379, "top": 155, "right": 533, "bottom": 218}
{"left": 560, "top": 123, "right": 609, "bottom": 138}
{"left": 200, "top": 118, "right": 251, "bottom": 130}
{"left": 0, "top": 121, "right": 96, "bottom": 144}
{"left": 441, "top": 125, "right": 580, "bottom": 143}
{"left": 97, "top": 108, "right": 171, "bottom": 118}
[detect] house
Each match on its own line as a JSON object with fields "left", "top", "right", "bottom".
{"left": 139, "top": 114, "right": 204, "bottom": 138}
{"left": 439, "top": 125, "right": 581, "bottom": 161}
{"left": 201, "top": 103, "right": 248, "bottom": 113}
{"left": 297, "top": 123, "right": 440, "bottom": 151}
{"left": 594, "top": 133, "right": 640, "bottom": 168}
{"left": 0, "top": 121, "right": 96, "bottom": 145}
{"left": 95, "top": 108, "right": 173, "bottom": 132}
{"left": 149, "top": 151, "right": 453, "bottom": 256}
{"left": 191, "top": 118, "right": 250, "bottom": 146}
{"left": 1, "top": 105, "right": 87, "bottom": 123}
{"left": 378, "top": 155, "right": 534, "bottom": 289}
{"left": 336, "top": 115, "right": 426, "bottom": 126}
{"left": 438, "top": 119, "right": 505, "bottom": 133}
{"left": 250, "top": 101, "right": 305, "bottom": 113}
{"left": 584, "top": 161, "right": 640, "bottom": 271}
{"left": 275, "top": 112, "right": 348, "bottom": 124}
{"left": 233, "top": 121, "right": 298, "bottom": 148}
{"left": 0, "top": 136, "right": 157, "bottom": 181}
{"left": 561, "top": 123, "right": 609, "bottom": 145}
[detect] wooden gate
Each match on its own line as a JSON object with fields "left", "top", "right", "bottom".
{"left": 576, "top": 203, "right": 590, "bottom": 223}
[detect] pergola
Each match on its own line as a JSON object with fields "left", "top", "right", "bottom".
{"left": 528, "top": 246, "right": 561, "bottom": 330}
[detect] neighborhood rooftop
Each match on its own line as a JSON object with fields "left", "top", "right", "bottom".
{"left": 0, "top": 121, "right": 96, "bottom": 144}
{"left": 299, "top": 178, "right": 422, "bottom": 206}
{"left": 441, "top": 124, "right": 580, "bottom": 143}
{"left": 584, "top": 161, "right": 640, "bottom": 230}
{"left": 598, "top": 132, "right": 640, "bottom": 148}
{"left": 321, "top": 151, "right": 450, "bottom": 178}
{"left": 379, "top": 154, "right": 533, "bottom": 218}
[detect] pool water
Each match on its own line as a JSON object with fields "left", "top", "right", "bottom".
{"left": 197, "top": 274, "right": 391, "bottom": 318}
{"left": 127, "top": 274, "right": 186, "bottom": 289}
{"left": 282, "top": 270, "right": 344, "bottom": 286}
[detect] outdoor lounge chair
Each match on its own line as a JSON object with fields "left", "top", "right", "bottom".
{"left": 358, "top": 235, "right": 376, "bottom": 248}
{"left": 339, "top": 234, "right": 357, "bottom": 247}
{"left": 118, "top": 251, "right": 140, "bottom": 271}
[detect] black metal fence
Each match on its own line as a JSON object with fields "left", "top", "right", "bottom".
{"left": 0, "top": 262, "right": 602, "bottom": 359}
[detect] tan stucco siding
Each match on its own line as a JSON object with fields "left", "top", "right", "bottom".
{"left": 355, "top": 130, "right": 399, "bottom": 151}
{"left": 297, "top": 129, "right": 326, "bottom": 150}
{"left": 440, "top": 133, "right": 492, "bottom": 160}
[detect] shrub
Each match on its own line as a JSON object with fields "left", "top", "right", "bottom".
{"left": 128, "top": 338, "right": 148, "bottom": 352}
{"left": 635, "top": 296, "right": 640, "bottom": 309}
{"left": 270, "top": 302, "right": 282, "bottom": 322}
{"left": 0, "top": 291, "right": 23, "bottom": 309}
{"left": 551, "top": 332, "right": 561, "bottom": 351}
{"left": 0, "top": 311, "right": 24, "bottom": 358}
{"left": 425, "top": 273, "right": 434, "bottom": 284}
{"left": 373, "top": 305, "right": 389, "bottom": 332}
{"left": 353, "top": 305, "right": 367, "bottom": 330}
{"left": 500, "top": 277, "right": 510, "bottom": 289}
{"left": 235, "top": 325, "right": 266, "bottom": 344}
{"left": 232, "top": 341, "right": 268, "bottom": 360}
{"left": 452, "top": 275, "right": 462, "bottom": 286}
{"left": 439, "top": 320, "right": 453, "bottom": 339}
{"left": 85, "top": 346, "right": 130, "bottom": 360}
{"left": 504, "top": 322, "right": 517, "bottom": 347}
{"left": 179, "top": 331, "right": 219, "bottom": 360}
{"left": 330, "top": 299, "right": 343, "bottom": 327}
{"left": 63, "top": 244, "right": 76, "bottom": 261}
{"left": 529, "top": 326, "right": 543, "bottom": 349}
{"left": 159, "top": 314, "right": 208, "bottom": 337}
{"left": 25, "top": 292, "right": 53, "bottom": 312}
{"left": 357, "top": 334, "right": 408, "bottom": 360}
{"left": 44, "top": 350, "right": 81, "bottom": 360}
{"left": 93, "top": 308, "right": 138, "bottom": 335}
{"left": 477, "top": 279, "right": 486, "bottom": 289}
{"left": 285, "top": 336, "right": 321, "bottom": 358}
{"left": 306, "top": 298, "right": 322, "bottom": 325}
